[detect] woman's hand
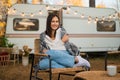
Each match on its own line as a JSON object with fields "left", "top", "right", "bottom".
{"left": 43, "top": 49, "right": 48, "bottom": 53}
{"left": 62, "top": 34, "right": 69, "bottom": 43}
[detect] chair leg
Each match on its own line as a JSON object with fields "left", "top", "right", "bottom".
{"left": 31, "top": 76, "right": 43, "bottom": 80}
{"left": 49, "top": 72, "right": 52, "bottom": 80}
{"left": 58, "top": 73, "right": 61, "bottom": 80}
{"left": 31, "top": 70, "right": 43, "bottom": 80}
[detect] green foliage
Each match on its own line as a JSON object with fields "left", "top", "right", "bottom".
{"left": 0, "top": 36, "right": 8, "bottom": 47}
{"left": 7, "top": 42, "right": 15, "bottom": 48}
{"left": 0, "top": 36, "right": 15, "bottom": 48}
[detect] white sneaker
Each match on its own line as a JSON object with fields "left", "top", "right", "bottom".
{"left": 73, "top": 56, "right": 90, "bottom": 68}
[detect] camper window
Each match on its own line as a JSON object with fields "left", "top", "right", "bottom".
{"left": 97, "top": 21, "right": 116, "bottom": 32}
{"left": 13, "top": 18, "right": 39, "bottom": 31}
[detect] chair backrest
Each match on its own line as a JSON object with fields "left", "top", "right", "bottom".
{"left": 34, "top": 39, "right": 42, "bottom": 64}
{"left": 34, "top": 39, "right": 40, "bottom": 54}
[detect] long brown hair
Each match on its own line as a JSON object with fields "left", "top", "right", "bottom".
{"left": 45, "top": 14, "right": 60, "bottom": 38}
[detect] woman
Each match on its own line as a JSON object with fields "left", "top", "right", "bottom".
{"left": 39, "top": 14, "right": 90, "bottom": 70}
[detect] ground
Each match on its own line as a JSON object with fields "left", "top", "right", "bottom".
{"left": 0, "top": 54, "right": 120, "bottom": 80}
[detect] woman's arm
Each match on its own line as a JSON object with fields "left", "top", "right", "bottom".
{"left": 60, "top": 27, "right": 69, "bottom": 43}
{"left": 62, "top": 34, "right": 69, "bottom": 43}
{"left": 40, "top": 32, "right": 49, "bottom": 53}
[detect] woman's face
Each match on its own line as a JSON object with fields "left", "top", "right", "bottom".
{"left": 50, "top": 16, "right": 59, "bottom": 31}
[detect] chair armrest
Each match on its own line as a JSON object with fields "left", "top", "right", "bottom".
{"left": 34, "top": 53, "right": 49, "bottom": 57}
{"left": 30, "top": 53, "right": 51, "bottom": 65}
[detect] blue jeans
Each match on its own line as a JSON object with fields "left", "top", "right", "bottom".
{"left": 39, "top": 50, "right": 75, "bottom": 70}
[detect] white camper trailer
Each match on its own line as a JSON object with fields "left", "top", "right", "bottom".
{"left": 6, "top": 4, "right": 120, "bottom": 53}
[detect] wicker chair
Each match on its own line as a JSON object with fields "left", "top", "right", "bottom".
{"left": 30, "top": 39, "right": 90, "bottom": 80}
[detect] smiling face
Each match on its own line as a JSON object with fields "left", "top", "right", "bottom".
{"left": 46, "top": 14, "right": 60, "bottom": 38}
{"left": 50, "top": 16, "right": 59, "bottom": 31}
